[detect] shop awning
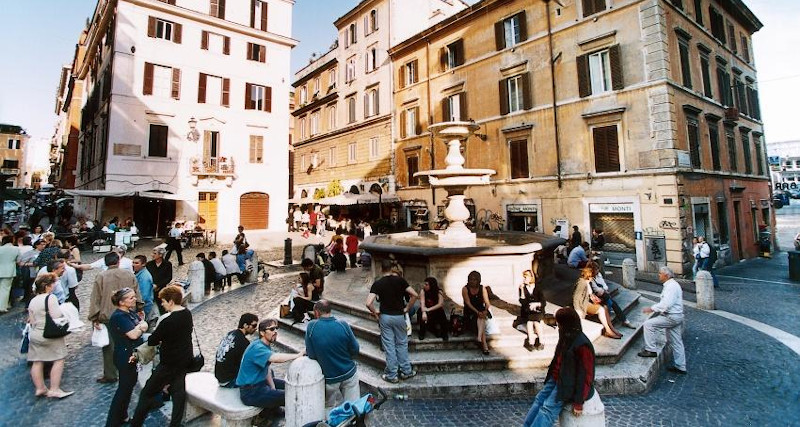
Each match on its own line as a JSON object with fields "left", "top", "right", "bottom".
{"left": 138, "top": 191, "right": 192, "bottom": 201}
{"left": 64, "top": 189, "right": 136, "bottom": 198}
{"left": 316, "top": 192, "right": 399, "bottom": 206}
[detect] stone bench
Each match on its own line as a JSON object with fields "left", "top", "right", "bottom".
{"left": 184, "top": 372, "right": 262, "bottom": 427}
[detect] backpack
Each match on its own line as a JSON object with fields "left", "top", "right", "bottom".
{"left": 449, "top": 309, "right": 464, "bottom": 337}
{"left": 707, "top": 242, "right": 718, "bottom": 265}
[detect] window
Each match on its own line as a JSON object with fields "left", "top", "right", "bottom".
{"left": 197, "top": 73, "right": 229, "bottom": 106}
{"left": 407, "top": 154, "right": 420, "bottom": 186}
{"left": 148, "top": 124, "right": 168, "bottom": 157}
{"left": 678, "top": 38, "right": 692, "bottom": 89}
{"left": 298, "top": 117, "right": 306, "bottom": 139}
{"left": 734, "top": 75, "right": 747, "bottom": 115}
{"left": 346, "top": 56, "right": 356, "bottom": 83}
{"left": 442, "top": 92, "right": 467, "bottom": 122}
{"left": 313, "top": 77, "right": 320, "bottom": 97}
{"left": 328, "top": 69, "right": 336, "bottom": 89}
{"left": 401, "top": 60, "right": 418, "bottom": 88}
{"left": 746, "top": 83, "right": 761, "bottom": 120}
{"left": 716, "top": 61, "right": 732, "bottom": 106}
{"left": 577, "top": 46, "right": 623, "bottom": 97}
{"left": 717, "top": 201, "right": 729, "bottom": 244}
{"left": 725, "top": 125, "right": 737, "bottom": 172}
{"left": 671, "top": 0, "right": 683, "bottom": 9}
{"left": 582, "top": 0, "right": 606, "bottom": 17}
{"left": 245, "top": 83, "right": 272, "bottom": 112}
{"left": 592, "top": 125, "right": 620, "bottom": 173}
{"left": 300, "top": 154, "right": 305, "bottom": 171}
{"left": 247, "top": 43, "right": 266, "bottom": 63}
{"left": 348, "top": 142, "right": 357, "bottom": 163}
{"left": 753, "top": 133, "right": 765, "bottom": 176}
{"left": 369, "top": 137, "right": 379, "bottom": 160}
{"left": 441, "top": 39, "right": 464, "bottom": 70}
{"left": 727, "top": 22, "right": 737, "bottom": 54}
{"left": 328, "top": 105, "right": 336, "bottom": 130}
{"left": 708, "top": 119, "right": 721, "bottom": 171}
{"left": 709, "top": 7, "right": 725, "bottom": 43}
{"left": 201, "top": 31, "right": 230, "bottom": 55}
{"left": 249, "top": 135, "right": 263, "bottom": 163}
{"left": 209, "top": 0, "right": 225, "bottom": 19}
{"left": 310, "top": 111, "right": 320, "bottom": 136}
{"left": 347, "top": 97, "right": 356, "bottom": 123}
{"left": 329, "top": 146, "right": 337, "bottom": 167}
{"left": 7, "top": 140, "right": 20, "bottom": 149}
{"left": 363, "top": 88, "right": 379, "bottom": 117}
{"left": 509, "top": 139, "right": 530, "bottom": 179}
{"left": 686, "top": 114, "right": 701, "bottom": 169}
{"left": 251, "top": 0, "right": 268, "bottom": 31}
{"left": 499, "top": 73, "right": 530, "bottom": 115}
{"left": 368, "top": 9, "right": 378, "bottom": 33}
{"left": 740, "top": 34, "right": 750, "bottom": 63}
{"left": 700, "top": 50, "right": 713, "bottom": 98}
{"left": 741, "top": 129, "right": 752, "bottom": 174}
{"left": 147, "top": 17, "right": 181, "bottom": 43}
{"left": 366, "top": 46, "right": 378, "bottom": 73}
{"left": 401, "top": 107, "right": 420, "bottom": 138}
{"left": 143, "top": 63, "right": 180, "bottom": 100}
{"left": 348, "top": 23, "right": 357, "bottom": 46}
{"left": 693, "top": 0, "right": 703, "bottom": 25}
{"left": 495, "top": 11, "right": 527, "bottom": 50}
{"left": 299, "top": 86, "right": 307, "bottom": 104}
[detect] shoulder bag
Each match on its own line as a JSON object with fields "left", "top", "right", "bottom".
{"left": 188, "top": 328, "right": 204, "bottom": 372}
{"left": 43, "top": 294, "right": 71, "bottom": 339}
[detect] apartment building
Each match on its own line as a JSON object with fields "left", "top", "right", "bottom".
{"left": 0, "top": 124, "right": 30, "bottom": 188}
{"left": 389, "top": 0, "right": 768, "bottom": 274}
{"left": 290, "top": 0, "right": 467, "bottom": 216}
{"left": 767, "top": 140, "right": 800, "bottom": 189}
{"left": 51, "top": 31, "right": 88, "bottom": 190}
{"left": 72, "top": 0, "right": 296, "bottom": 237}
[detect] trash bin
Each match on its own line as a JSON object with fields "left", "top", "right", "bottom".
{"left": 788, "top": 251, "right": 800, "bottom": 281}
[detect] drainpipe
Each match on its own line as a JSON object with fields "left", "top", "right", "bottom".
{"left": 544, "top": 0, "right": 563, "bottom": 189}
{"left": 426, "top": 38, "right": 436, "bottom": 219}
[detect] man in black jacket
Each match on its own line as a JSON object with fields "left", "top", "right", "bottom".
{"left": 215, "top": 313, "right": 258, "bottom": 387}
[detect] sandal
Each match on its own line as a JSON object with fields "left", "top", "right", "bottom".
{"left": 34, "top": 389, "right": 48, "bottom": 398}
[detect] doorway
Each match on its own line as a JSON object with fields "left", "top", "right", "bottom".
{"left": 733, "top": 201, "right": 743, "bottom": 260}
{"left": 198, "top": 192, "right": 218, "bottom": 230}
{"left": 134, "top": 197, "right": 176, "bottom": 237}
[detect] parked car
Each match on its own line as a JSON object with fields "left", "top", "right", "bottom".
{"left": 788, "top": 189, "right": 800, "bottom": 199}
{"left": 773, "top": 191, "right": 790, "bottom": 208}
{"left": 3, "top": 200, "right": 21, "bottom": 213}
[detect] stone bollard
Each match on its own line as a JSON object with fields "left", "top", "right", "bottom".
{"left": 188, "top": 260, "right": 205, "bottom": 303}
{"left": 245, "top": 251, "right": 260, "bottom": 283}
{"left": 285, "top": 357, "right": 325, "bottom": 427}
{"left": 560, "top": 391, "right": 606, "bottom": 427}
{"left": 695, "top": 270, "right": 715, "bottom": 310}
{"left": 284, "top": 238, "right": 293, "bottom": 265}
{"left": 621, "top": 258, "right": 637, "bottom": 289}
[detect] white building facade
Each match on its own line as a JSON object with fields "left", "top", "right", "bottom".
{"left": 74, "top": 0, "right": 296, "bottom": 237}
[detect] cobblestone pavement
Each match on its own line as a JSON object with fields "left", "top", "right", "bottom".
{"left": 2, "top": 240, "right": 800, "bottom": 426}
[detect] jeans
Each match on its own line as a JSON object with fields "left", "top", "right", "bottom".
{"left": 240, "top": 378, "right": 286, "bottom": 409}
{"left": 643, "top": 313, "right": 686, "bottom": 371}
{"left": 105, "top": 357, "right": 138, "bottom": 427}
{"left": 522, "top": 379, "right": 563, "bottom": 427}
{"left": 379, "top": 314, "right": 412, "bottom": 379}
{"left": 236, "top": 250, "right": 254, "bottom": 272}
{"left": 699, "top": 258, "right": 719, "bottom": 287}
{"left": 324, "top": 373, "right": 360, "bottom": 409}
{"left": 130, "top": 363, "right": 187, "bottom": 427}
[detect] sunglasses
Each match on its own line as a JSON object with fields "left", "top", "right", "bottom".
{"left": 262, "top": 326, "right": 279, "bottom": 332}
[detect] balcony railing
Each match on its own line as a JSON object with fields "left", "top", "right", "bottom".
{"left": 0, "top": 168, "right": 19, "bottom": 175}
{"left": 189, "top": 156, "right": 235, "bottom": 177}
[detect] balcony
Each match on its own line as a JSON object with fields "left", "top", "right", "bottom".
{"left": 190, "top": 156, "right": 235, "bottom": 177}
{"left": 0, "top": 168, "right": 19, "bottom": 176}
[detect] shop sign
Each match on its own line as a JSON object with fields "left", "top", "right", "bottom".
{"left": 507, "top": 204, "right": 537, "bottom": 213}
{"left": 589, "top": 203, "right": 633, "bottom": 214}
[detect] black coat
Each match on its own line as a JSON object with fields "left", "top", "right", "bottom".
{"left": 545, "top": 332, "right": 596, "bottom": 405}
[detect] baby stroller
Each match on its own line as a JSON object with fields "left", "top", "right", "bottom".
{"left": 302, "top": 389, "right": 387, "bottom": 427}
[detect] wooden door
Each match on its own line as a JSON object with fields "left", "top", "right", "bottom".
{"left": 198, "top": 192, "right": 218, "bottom": 230}
{"left": 240, "top": 192, "right": 269, "bottom": 230}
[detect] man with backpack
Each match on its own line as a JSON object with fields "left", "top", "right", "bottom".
{"left": 697, "top": 237, "right": 719, "bottom": 287}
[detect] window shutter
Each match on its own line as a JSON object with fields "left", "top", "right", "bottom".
{"left": 222, "top": 78, "right": 230, "bottom": 106}
{"left": 203, "top": 131, "right": 212, "bottom": 159}
{"left": 593, "top": 127, "right": 608, "bottom": 172}
{"left": 499, "top": 79, "right": 509, "bottom": 115}
{"left": 249, "top": 135, "right": 256, "bottom": 162}
{"left": 439, "top": 47, "right": 448, "bottom": 71}
{"left": 210, "top": 0, "right": 218, "bottom": 17}
{"left": 260, "top": 3, "right": 268, "bottom": 31}
{"left": 583, "top": 0, "right": 593, "bottom": 17}
{"left": 399, "top": 65, "right": 405, "bottom": 89}
{"left": 521, "top": 72, "right": 532, "bottom": 110}
{"left": 593, "top": 0, "right": 606, "bottom": 15}
{"left": 364, "top": 93, "right": 369, "bottom": 117}
{"left": 201, "top": 31, "right": 209, "bottom": 50}
{"left": 218, "top": 0, "right": 226, "bottom": 19}
{"left": 245, "top": 83, "right": 252, "bottom": 109}
{"left": 609, "top": 44, "right": 624, "bottom": 90}
{"left": 174, "top": 23, "right": 182, "bottom": 44}
{"left": 517, "top": 11, "right": 528, "bottom": 42}
{"left": 459, "top": 92, "right": 468, "bottom": 120}
{"left": 374, "top": 90, "right": 379, "bottom": 115}
{"left": 454, "top": 39, "right": 464, "bottom": 66}
{"left": 198, "top": 73, "right": 207, "bottom": 103}
{"left": 223, "top": 36, "right": 230, "bottom": 55}
{"left": 147, "top": 17, "right": 156, "bottom": 38}
{"left": 606, "top": 126, "right": 619, "bottom": 170}
{"left": 250, "top": 0, "right": 256, "bottom": 28}
{"left": 259, "top": 45, "right": 266, "bottom": 62}
{"left": 494, "top": 20, "right": 505, "bottom": 51}
{"left": 143, "top": 62, "right": 154, "bottom": 95}
{"left": 400, "top": 110, "right": 407, "bottom": 138}
{"left": 577, "top": 54, "right": 591, "bottom": 97}
{"left": 265, "top": 86, "right": 272, "bottom": 112}
{"left": 414, "top": 107, "right": 422, "bottom": 135}
{"left": 171, "top": 68, "right": 181, "bottom": 100}
{"left": 364, "top": 16, "right": 369, "bottom": 35}
{"left": 441, "top": 98, "right": 450, "bottom": 122}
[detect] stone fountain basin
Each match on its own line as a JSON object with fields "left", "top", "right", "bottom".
{"left": 361, "top": 231, "right": 565, "bottom": 308}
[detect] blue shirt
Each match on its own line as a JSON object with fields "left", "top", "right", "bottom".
{"left": 109, "top": 308, "right": 143, "bottom": 365}
{"left": 236, "top": 339, "right": 273, "bottom": 386}
{"left": 305, "top": 316, "right": 359, "bottom": 384}
{"left": 135, "top": 268, "right": 154, "bottom": 314}
{"left": 567, "top": 246, "right": 588, "bottom": 267}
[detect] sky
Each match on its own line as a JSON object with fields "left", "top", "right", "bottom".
{"left": 0, "top": 0, "right": 796, "bottom": 149}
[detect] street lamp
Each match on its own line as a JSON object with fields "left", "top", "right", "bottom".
{"left": 187, "top": 117, "right": 200, "bottom": 142}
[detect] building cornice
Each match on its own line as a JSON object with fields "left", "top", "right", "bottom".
{"left": 291, "top": 92, "right": 339, "bottom": 117}
{"left": 292, "top": 58, "right": 338, "bottom": 88}
{"left": 293, "top": 114, "right": 390, "bottom": 148}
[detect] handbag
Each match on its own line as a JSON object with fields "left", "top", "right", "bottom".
{"left": 188, "top": 328, "right": 204, "bottom": 372}
{"left": 135, "top": 342, "right": 157, "bottom": 366}
{"left": 485, "top": 312, "right": 501, "bottom": 335}
{"left": 449, "top": 309, "right": 464, "bottom": 337}
{"left": 20, "top": 323, "right": 30, "bottom": 354}
{"left": 279, "top": 304, "right": 291, "bottom": 318}
{"left": 43, "top": 294, "right": 71, "bottom": 339}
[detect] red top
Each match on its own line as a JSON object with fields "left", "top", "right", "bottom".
{"left": 345, "top": 235, "right": 359, "bottom": 254}
{"left": 551, "top": 346, "right": 594, "bottom": 411}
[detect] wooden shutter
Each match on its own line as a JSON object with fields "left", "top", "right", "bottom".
{"left": 143, "top": 62, "right": 154, "bottom": 95}
{"left": 453, "top": 39, "right": 464, "bottom": 66}
{"left": 201, "top": 31, "right": 209, "bottom": 50}
{"left": 210, "top": 0, "right": 219, "bottom": 17}
{"left": 521, "top": 72, "right": 532, "bottom": 110}
{"left": 198, "top": 73, "right": 207, "bottom": 103}
{"left": 245, "top": 83, "right": 252, "bottom": 109}
{"left": 400, "top": 110, "right": 407, "bottom": 138}
{"left": 439, "top": 47, "right": 447, "bottom": 71}
{"left": 364, "top": 93, "right": 369, "bottom": 117}
{"left": 223, "top": 36, "right": 230, "bottom": 55}
{"left": 174, "top": 23, "right": 182, "bottom": 44}
{"left": 499, "top": 78, "right": 509, "bottom": 115}
{"left": 218, "top": 0, "right": 226, "bottom": 19}
{"left": 593, "top": 126, "right": 619, "bottom": 172}
{"left": 582, "top": 0, "right": 593, "bottom": 17}
{"left": 399, "top": 65, "right": 405, "bottom": 89}
{"left": 203, "top": 131, "right": 212, "bottom": 159}
{"left": 517, "top": 11, "right": 528, "bottom": 42}
{"left": 364, "top": 16, "right": 369, "bottom": 35}
{"left": 609, "top": 44, "right": 624, "bottom": 90}
{"left": 494, "top": 20, "right": 505, "bottom": 50}
{"left": 510, "top": 140, "right": 528, "bottom": 179}
{"left": 265, "top": 86, "right": 272, "bottom": 112}
{"left": 222, "top": 78, "right": 230, "bottom": 106}
{"left": 374, "top": 90, "right": 379, "bottom": 115}
{"left": 594, "top": 0, "right": 606, "bottom": 15}
{"left": 414, "top": 107, "right": 422, "bottom": 135}
{"left": 250, "top": 0, "right": 256, "bottom": 28}
{"left": 171, "top": 68, "right": 181, "bottom": 99}
{"left": 147, "top": 17, "right": 156, "bottom": 38}
{"left": 577, "top": 54, "right": 590, "bottom": 97}
{"left": 259, "top": 45, "right": 266, "bottom": 62}
{"left": 441, "top": 97, "right": 450, "bottom": 122}
{"left": 260, "top": 2, "right": 268, "bottom": 31}
{"left": 459, "top": 92, "right": 468, "bottom": 120}
{"left": 249, "top": 135, "right": 256, "bottom": 162}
